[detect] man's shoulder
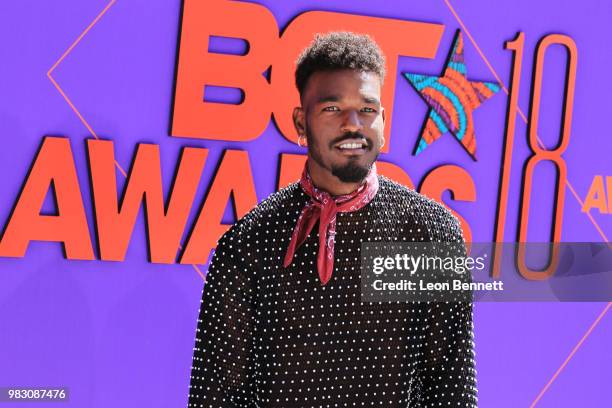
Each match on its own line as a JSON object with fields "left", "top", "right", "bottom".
{"left": 245, "top": 181, "right": 304, "bottom": 222}
{"left": 378, "top": 176, "right": 454, "bottom": 217}
{"left": 377, "top": 176, "right": 463, "bottom": 236}
{"left": 220, "top": 182, "right": 304, "bottom": 241}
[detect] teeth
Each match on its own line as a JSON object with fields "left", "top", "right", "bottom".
{"left": 338, "top": 143, "right": 364, "bottom": 149}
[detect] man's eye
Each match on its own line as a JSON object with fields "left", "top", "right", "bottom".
{"left": 323, "top": 106, "right": 340, "bottom": 112}
{"left": 361, "top": 107, "right": 376, "bottom": 113}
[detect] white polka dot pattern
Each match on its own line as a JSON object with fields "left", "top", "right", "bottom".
{"left": 188, "top": 176, "right": 477, "bottom": 407}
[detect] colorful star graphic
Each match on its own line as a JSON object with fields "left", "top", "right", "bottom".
{"left": 403, "top": 30, "right": 500, "bottom": 160}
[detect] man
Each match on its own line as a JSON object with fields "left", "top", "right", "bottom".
{"left": 188, "top": 32, "right": 477, "bottom": 407}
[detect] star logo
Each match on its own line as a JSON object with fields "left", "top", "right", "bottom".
{"left": 403, "top": 30, "right": 501, "bottom": 160}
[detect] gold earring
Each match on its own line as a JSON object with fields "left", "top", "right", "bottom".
{"left": 298, "top": 135, "right": 306, "bottom": 147}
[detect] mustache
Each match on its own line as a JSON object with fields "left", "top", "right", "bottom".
{"left": 329, "top": 132, "right": 372, "bottom": 148}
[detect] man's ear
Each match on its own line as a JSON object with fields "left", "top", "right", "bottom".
{"left": 381, "top": 107, "right": 386, "bottom": 124}
{"left": 293, "top": 107, "right": 306, "bottom": 137}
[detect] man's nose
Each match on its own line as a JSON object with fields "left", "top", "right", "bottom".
{"left": 340, "top": 110, "right": 363, "bottom": 133}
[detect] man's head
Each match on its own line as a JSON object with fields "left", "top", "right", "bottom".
{"left": 293, "top": 32, "right": 386, "bottom": 190}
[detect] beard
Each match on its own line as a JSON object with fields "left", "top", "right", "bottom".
{"left": 331, "top": 159, "right": 372, "bottom": 183}
{"left": 306, "top": 129, "right": 378, "bottom": 183}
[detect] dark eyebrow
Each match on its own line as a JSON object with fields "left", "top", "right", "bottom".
{"left": 316, "top": 95, "right": 340, "bottom": 104}
{"left": 316, "top": 95, "right": 381, "bottom": 105}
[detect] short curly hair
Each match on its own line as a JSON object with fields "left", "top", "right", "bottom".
{"left": 295, "top": 31, "right": 386, "bottom": 96}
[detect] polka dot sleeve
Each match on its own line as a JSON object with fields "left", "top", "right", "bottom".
{"left": 419, "top": 215, "right": 478, "bottom": 407}
{"left": 188, "top": 229, "right": 256, "bottom": 407}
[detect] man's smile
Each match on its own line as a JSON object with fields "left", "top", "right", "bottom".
{"left": 333, "top": 138, "right": 369, "bottom": 155}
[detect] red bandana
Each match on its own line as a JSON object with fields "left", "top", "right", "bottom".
{"left": 283, "top": 162, "right": 379, "bottom": 285}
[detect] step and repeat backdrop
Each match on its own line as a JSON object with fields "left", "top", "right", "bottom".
{"left": 1, "top": 0, "right": 611, "bottom": 406}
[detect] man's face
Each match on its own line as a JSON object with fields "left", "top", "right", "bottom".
{"left": 294, "top": 69, "right": 385, "bottom": 184}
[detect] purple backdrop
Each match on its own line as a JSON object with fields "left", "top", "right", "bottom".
{"left": 0, "top": 0, "right": 611, "bottom": 406}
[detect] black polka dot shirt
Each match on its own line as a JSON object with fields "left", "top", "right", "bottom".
{"left": 188, "top": 176, "right": 477, "bottom": 407}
